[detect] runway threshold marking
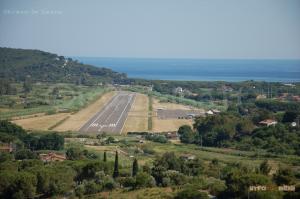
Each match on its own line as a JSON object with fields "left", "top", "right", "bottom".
{"left": 84, "top": 94, "right": 119, "bottom": 131}
{"left": 97, "top": 102, "right": 121, "bottom": 132}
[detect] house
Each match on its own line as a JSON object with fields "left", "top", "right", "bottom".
{"left": 165, "top": 131, "right": 179, "bottom": 139}
{"left": 222, "top": 85, "right": 233, "bottom": 92}
{"left": 256, "top": 94, "right": 267, "bottom": 100}
{"left": 0, "top": 142, "right": 14, "bottom": 153}
{"left": 172, "top": 87, "right": 183, "bottom": 94}
{"left": 259, "top": 119, "right": 277, "bottom": 127}
{"left": 206, "top": 110, "right": 214, "bottom": 115}
{"left": 283, "top": 83, "right": 295, "bottom": 87}
{"left": 212, "top": 109, "right": 221, "bottom": 114}
{"left": 292, "top": 95, "right": 300, "bottom": 102}
{"left": 39, "top": 152, "right": 66, "bottom": 162}
{"left": 180, "top": 154, "right": 196, "bottom": 161}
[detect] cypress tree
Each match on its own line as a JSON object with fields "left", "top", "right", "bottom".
{"left": 132, "top": 158, "right": 138, "bottom": 177}
{"left": 103, "top": 151, "right": 107, "bottom": 162}
{"left": 113, "top": 150, "right": 119, "bottom": 178}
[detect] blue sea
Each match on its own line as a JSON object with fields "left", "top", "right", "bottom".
{"left": 74, "top": 57, "right": 300, "bottom": 82}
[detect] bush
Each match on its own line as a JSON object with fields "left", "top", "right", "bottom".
{"left": 175, "top": 185, "right": 209, "bottom": 199}
{"left": 135, "top": 172, "right": 156, "bottom": 188}
{"left": 15, "top": 149, "right": 37, "bottom": 160}
{"left": 145, "top": 134, "right": 168, "bottom": 143}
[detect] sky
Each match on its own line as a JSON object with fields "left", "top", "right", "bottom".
{"left": 0, "top": 0, "right": 299, "bottom": 59}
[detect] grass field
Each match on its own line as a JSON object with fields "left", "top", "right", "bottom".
{"left": 98, "top": 187, "right": 175, "bottom": 199}
{"left": 79, "top": 135, "right": 300, "bottom": 173}
{"left": 11, "top": 89, "right": 114, "bottom": 132}
{"left": 0, "top": 83, "right": 110, "bottom": 120}
{"left": 126, "top": 86, "right": 227, "bottom": 111}
{"left": 12, "top": 113, "right": 69, "bottom": 131}
{"left": 122, "top": 93, "right": 149, "bottom": 133}
{"left": 152, "top": 118, "right": 194, "bottom": 132}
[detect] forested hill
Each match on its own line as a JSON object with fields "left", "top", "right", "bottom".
{"left": 0, "top": 47, "right": 128, "bottom": 85}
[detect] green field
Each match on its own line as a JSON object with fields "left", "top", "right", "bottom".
{"left": 0, "top": 83, "right": 109, "bottom": 120}
{"left": 70, "top": 134, "right": 300, "bottom": 173}
{"left": 126, "top": 86, "right": 228, "bottom": 111}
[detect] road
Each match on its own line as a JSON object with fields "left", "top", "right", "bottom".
{"left": 79, "top": 91, "right": 136, "bottom": 134}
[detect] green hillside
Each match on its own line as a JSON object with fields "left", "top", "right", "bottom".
{"left": 0, "top": 47, "right": 127, "bottom": 84}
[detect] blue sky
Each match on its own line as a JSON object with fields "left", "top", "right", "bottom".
{"left": 0, "top": 0, "right": 299, "bottom": 59}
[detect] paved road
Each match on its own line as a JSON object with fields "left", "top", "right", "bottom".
{"left": 79, "top": 92, "right": 136, "bottom": 134}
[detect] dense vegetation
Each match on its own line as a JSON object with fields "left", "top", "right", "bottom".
{"left": 0, "top": 121, "right": 299, "bottom": 198}
{"left": 177, "top": 110, "right": 300, "bottom": 155}
{"left": 0, "top": 47, "right": 127, "bottom": 85}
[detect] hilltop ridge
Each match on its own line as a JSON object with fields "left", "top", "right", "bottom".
{"left": 0, "top": 47, "right": 127, "bottom": 85}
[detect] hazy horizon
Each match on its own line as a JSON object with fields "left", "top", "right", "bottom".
{"left": 1, "top": 0, "right": 300, "bottom": 59}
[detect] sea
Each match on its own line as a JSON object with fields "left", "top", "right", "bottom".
{"left": 74, "top": 57, "right": 300, "bottom": 82}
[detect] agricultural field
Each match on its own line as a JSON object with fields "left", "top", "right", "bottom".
{"left": 0, "top": 83, "right": 110, "bottom": 120}
{"left": 5, "top": 83, "right": 111, "bottom": 131}
{"left": 71, "top": 134, "right": 300, "bottom": 174}
{"left": 13, "top": 113, "right": 69, "bottom": 131}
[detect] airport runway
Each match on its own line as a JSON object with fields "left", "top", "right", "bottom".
{"left": 79, "top": 92, "right": 136, "bottom": 134}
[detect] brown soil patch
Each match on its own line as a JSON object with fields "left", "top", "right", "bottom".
{"left": 152, "top": 117, "right": 193, "bottom": 132}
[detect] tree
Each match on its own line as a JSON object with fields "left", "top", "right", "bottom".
{"left": 23, "top": 78, "right": 32, "bottom": 93}
{"left": 273, "top": 167, "right": 296, "bottom": 185}
{"left": 0, "top": 171, "right": 37, "bottom": 199}
{"left": 259, "top": 160, "right": 271, "bottom": 175}
{"left": 178, "top": 125, "right": 195, "bottom": 144}
{"left": 135, "top": 172, "right": 155, "bottom": 188}
{"left": 84, "top": 181, "right": 99, "bottom": 195}
{"left": 51, "top": 87, "right": 59, "bottom": 98}
{"left": 106, "top": 136, "right": 115, "bottom": 144}
{"left": 37, "top": 133, "right": 64, "bottom": 150}
{"left": 103, "top": 151, "right": 107, "bottom": 162}
{"left": 132, "top": 158, "right": 139, "bottom": 177}
{"left": 66, "top": 147, "right": 82, "bottom": 160}
{"left": 113, "top": 151, "right": 119, "bottom": 178}
{"left": 282, "top": 111, "right": 299, "bottom": 123}
{"left": 223, "top": 170, "right": 271, "bottom": 198}
{"left": 15, "top": 149, "right": 37, "bottom": 160}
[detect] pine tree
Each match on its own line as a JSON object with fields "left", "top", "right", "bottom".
{"left": 113, "top": 151, "right": 119, "bottom": 178}
{"left": 132, "top": 158, "right": 138, "bottom": 177}
{"left": 103, "top": 151, "right": 107, "bottom": 162}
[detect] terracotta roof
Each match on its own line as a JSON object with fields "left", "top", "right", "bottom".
{"left": 39, "top": 152, "right": 66, "bottom": 162}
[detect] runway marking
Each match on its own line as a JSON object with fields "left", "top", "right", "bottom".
{"left": 79, "top": 92, "right": 137, "bottom": 134}
{"left": 119, "top": 94, "right": 136, "bottom": 134}
{"left": 84, "top": 94, "right": 119, "bottom": 131}
{"left": 97, "top": 102, "right": 121, "bottom": 132}
{"left": 113, "top": 94, "right": 135, "bottom": 133}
